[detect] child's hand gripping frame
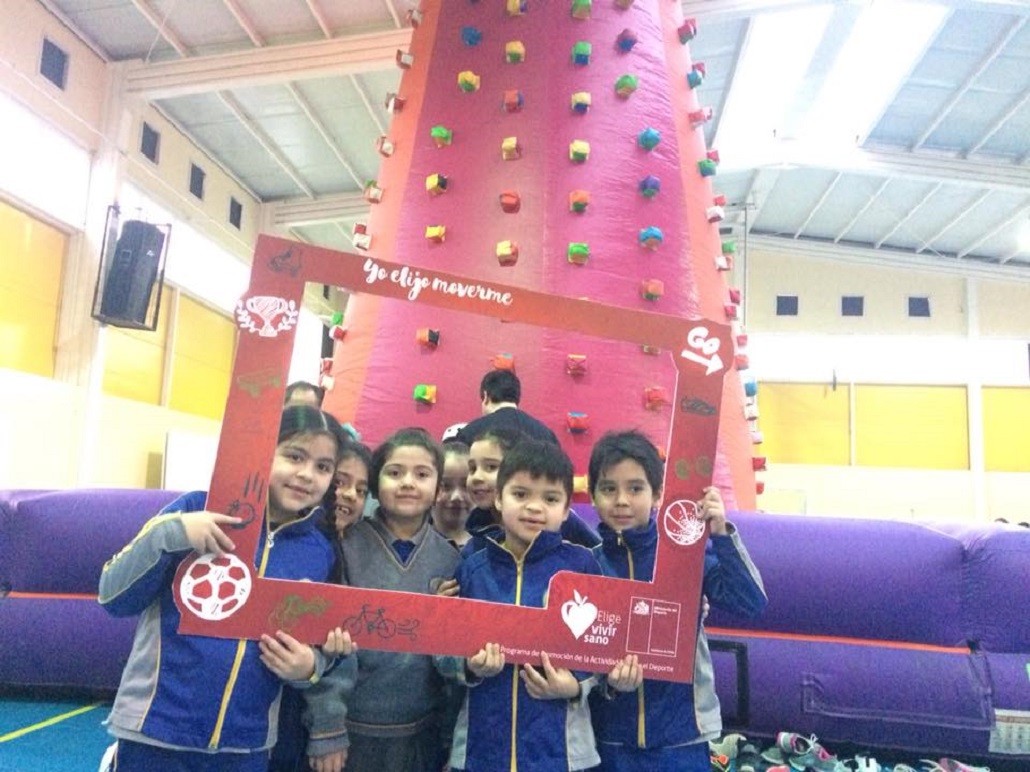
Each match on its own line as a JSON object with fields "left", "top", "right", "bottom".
{"left": 173, "top": 235, "right": 732, "bottom": 683}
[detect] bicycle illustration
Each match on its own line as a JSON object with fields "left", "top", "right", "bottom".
{"left": 343, "top": 604, "right": 419, "bottom": 641}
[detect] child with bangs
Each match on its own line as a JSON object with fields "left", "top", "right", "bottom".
{"left": 432, "top": 440, "right": 472, "bottom": 548}
{"left": 304, "top": 427, "right": 460, "bottom": 772}
{"left": 330, "top": 441, "right": 372, "bottom": 540}
{"left": 99, "top": 405, "right": 354, "bottom": 771}
{"left": 272, "top": 439, "right": 372, "bottom": 772}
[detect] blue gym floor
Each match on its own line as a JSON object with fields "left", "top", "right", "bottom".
{"left": 2, "top": 693, "right": 1024, "bottom": 772}
{"left": 0, "top": 695, "right": 113, "bottom": 772}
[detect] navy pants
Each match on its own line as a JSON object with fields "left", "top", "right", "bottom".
{"left": 111, "top": 739, "right": 270, "bottom": 772}
{"left": 597, "top": 740, "right": 710, "bottom": 772}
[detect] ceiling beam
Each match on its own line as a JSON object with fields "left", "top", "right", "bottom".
{"left": 125, "top": 28, "right": 411, "bottom": 100}
{"left": 874, "top": 181, "right": 943, "bottom": 249}
{"left": 858, "top": 146, "right": 1030, "bottom": 191}
{"left": 911, "top": 18, "right": 1026, "bottom": 150}
{"left": 740, "top": 168, "right": 780, "bottom": 232}
{"left": 916, "top": 189, "right": 992, "bottom": 253}
{"left": 130, "top": 0, "right": 189, "bottom": 57}
{"left": 966, "top": 84, "right": 1030, "bottom": 157}
{"left": 833, "top": 178, "right": 889, "bottom": 243}
{"left": 792, "top": 172, "right": 841, "bottom": 238}
{"left": 336, "top": 221, "right": 359, "bottom": 249}
{"left": 382, "top": 0, "right": 403, "bottom": 28}
{"left": 749, "top": 234, "right": 1030, "bottom": 281}
{"left": 723, "top": 140, "right": 1030, "bottom": 192}
{"left": 956, "top": 198, "right": 1030, "bottom": 258}
{"left": 304, "top": 0, "right": 334, "bottom": 38}
{"left": 682, "top": 0, "right": 1030, "bottom": 21}
{"left": 708, "top": 18, "right": 751, "bottom": 150}
{"left": 286, "top": 84, "right": 365, "bottom": 189}
{"left": 350, "top": 74, "right": 387, "bottom": 136}
{"left": 222, "top": 0, "right": 264, "bottom": 47}
{"left": 218, "top": 92, "right": 314, "bottom": 197}
{"left": 37, "top": 0, "right": 111, "bottom": 61}
{"left": 270, "top": 192, "right": 369, "bottom": 227}
{"left": 1001, "top": 244, "right": 1025, "bottom": 264}
{"left": 300, "top": 2, "right": 388, "bottom": 142}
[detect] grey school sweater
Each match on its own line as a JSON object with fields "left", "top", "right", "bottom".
{"left": 304, "top": 511, "right": 459, "bottom": 756}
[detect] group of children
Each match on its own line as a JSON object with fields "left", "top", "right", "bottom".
{"left": 99, "top": 386, "right": 766, "bottom": 772}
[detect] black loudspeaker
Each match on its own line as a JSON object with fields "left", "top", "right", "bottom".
{"left": 99, "top": 220, "right": 165, "bottom": 326}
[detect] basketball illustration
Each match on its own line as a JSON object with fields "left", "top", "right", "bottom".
{"left": 662, "top": 500, "right": 705, "bottom": 546}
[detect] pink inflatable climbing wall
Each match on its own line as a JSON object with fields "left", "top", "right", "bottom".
{"left": 324, "top": 0, "right": 756, "bottom": 509}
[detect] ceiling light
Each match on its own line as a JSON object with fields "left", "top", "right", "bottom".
{"left": 714, "top": 5, "right": 834, "bottom": 165}
{"left": 799, "top": 1, "right": 950, "bottom": 150}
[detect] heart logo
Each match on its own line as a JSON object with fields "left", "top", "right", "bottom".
{"left": 561, "top": 590, "right": 598, "bottom": 640}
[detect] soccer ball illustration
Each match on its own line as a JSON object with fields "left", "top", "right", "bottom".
{"left": 662, "top": 500, "right": 705, "bottom": 546}
{"left": 179, "top": 553, "right": 252, "bottom": 620}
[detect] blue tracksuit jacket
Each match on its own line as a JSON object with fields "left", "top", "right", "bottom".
{"left": 99, "top": 491, "right": 337, "bottom": 753}
{"left": 589, "top": 517, "right": 766, "bottom": 766}
{"left": 448, "top": 530, "right": 603, "bottom": 771}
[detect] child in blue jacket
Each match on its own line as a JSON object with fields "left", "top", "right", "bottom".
{"left": 588, "top": 430, "right": 767, "bottom": 772}
{"left": 463, "top": 427, "right": 600, "bottom": 557}
{"left": 445, "top": 439, "right": 603, "bottom": 772}
{"left": 99, "top": 406, "right": 353, "bottom": 771}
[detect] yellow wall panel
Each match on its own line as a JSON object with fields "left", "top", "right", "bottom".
{"left": 759, "top": 383, "right": 851, "bottom": 465}
{"left": 855, "top": 385, "right": 968, "bottom": 470}
{"left": 102, "top": 328, "right": 165, "bottom": 403}
{"left": 983, "top": 387, "right": 1030, "bottom": 472}
{"left": 102, "top": 285, "right": 170, "bottom": 404}
{"left": 168, "top": 297, "right": 235, "bottom": 419}
{"left": 168, "top": 359, "right": 232, "bottom": 420}
{"left": 0, "top": 199, "right": 66, "bottom": 376}
{"left": 175, "top": 296, "right": 237, "bottom": 366}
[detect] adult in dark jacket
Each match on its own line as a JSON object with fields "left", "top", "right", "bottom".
{"left": 455, "top": 370, "right": 560, "bottom": 447}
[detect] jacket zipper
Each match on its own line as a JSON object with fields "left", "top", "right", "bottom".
{"left": 618, "top": 533, "right": 647, "bottom": 748}
{"left": 510, "top": 549, "right": 525, "bottom": 772}
{"left": 208, "top": 520, "right": 277, "bottom": 747}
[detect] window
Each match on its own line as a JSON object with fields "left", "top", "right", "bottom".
{"left": 40, "top": 38, "right": 68, "bottom": 90}
{"left": 776, "top": 295, "right": 798, "bottom": 316}
{"left": 189, "top": 163, "right": 206, "bottom": 200}
{"left": 140, "top": 122, "right": 160, "bottom": 164}
{"left": 841, "top": 295, "right": 864, "bottom": 317}
{"left": 908, "top": 296, "right": 930, "bottom": 318}
{"left": 228, "top": 197, "right": 243, "bottom": 229}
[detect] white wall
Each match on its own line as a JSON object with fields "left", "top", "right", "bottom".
{"left": 749, "top": 334, "right": 1029, "bottom": 387}
{"left": 758, "top": 464, "right": 1029, "bottom": 522}
{"left": 0, "top": 90, "right": 90, "bottom": 230}
{"left": 0, "top": 368, "right": 220, "bottom": 489}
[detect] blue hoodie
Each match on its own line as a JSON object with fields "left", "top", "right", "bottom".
{"left": 99, "top": 491, "right": 337, "bottom": 753}
{"left": 462, "top": 505, "right": 601, "bottom": 558}
{"left": 447, "top": 530, "right": 603, "bottom": 772}
{"left": 590, "top": 517, "right": 766, "bottom": 756}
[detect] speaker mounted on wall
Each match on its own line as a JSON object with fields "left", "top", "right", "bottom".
{"left": 90, "top": 205, "right": 171, "bottom": 330}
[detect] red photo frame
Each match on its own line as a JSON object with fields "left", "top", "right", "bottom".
{"left": 174, "top": 235, "right": 731, "bottom": 683}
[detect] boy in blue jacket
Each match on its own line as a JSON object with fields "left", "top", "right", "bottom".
{"left": 444, "top": 439, "right": 603, "bottom": 772}
{"left": 462, "top": 427, "right": 601, "bottom": 557}
{"left": 588, "top": 430, "right": 767, "bottom": 772}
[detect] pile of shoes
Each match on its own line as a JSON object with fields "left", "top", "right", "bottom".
{"left": 708, "top": 732, "right": 993, "bottom": 772}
